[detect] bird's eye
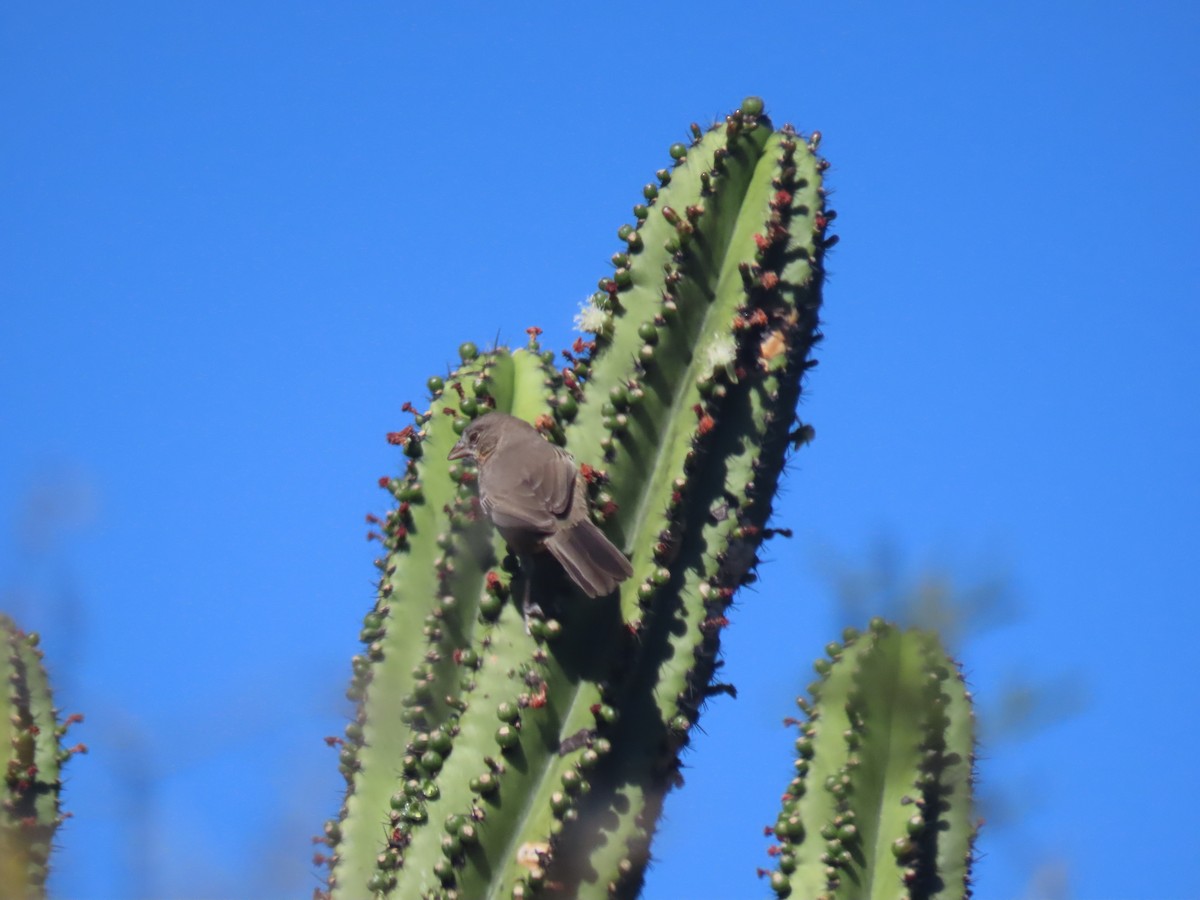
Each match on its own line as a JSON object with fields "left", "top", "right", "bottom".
{"left": 467, "top": 431, "right": 478, "bottom": 445}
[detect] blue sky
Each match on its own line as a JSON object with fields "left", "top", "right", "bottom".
{"left": 2, "top": 3, "right": 1198, "bottom": 898}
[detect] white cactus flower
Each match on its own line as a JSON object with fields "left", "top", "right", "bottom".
{"left": 573, "top": 297, "right": 609, "bottom": 334}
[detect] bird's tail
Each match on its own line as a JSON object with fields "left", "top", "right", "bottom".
{"left": 544, "top": 520, "right": 634, "bottom": 598}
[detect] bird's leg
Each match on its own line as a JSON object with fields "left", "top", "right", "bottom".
{"left": 518, "top": 551, "right": 545, "bottom": 633}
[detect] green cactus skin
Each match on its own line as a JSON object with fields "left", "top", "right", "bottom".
{"left": 766, "top": 620, "right": 977, "bottom": 900}
{"left": 321, "top": 98, "right": 832, "bottom": 899}
{"left": 0, "top": 615, "right": 85, "bottom": 898}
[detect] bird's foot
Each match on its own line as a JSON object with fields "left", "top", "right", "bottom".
{"left": 522, "top": 597, "right": 546, "bottom": 635}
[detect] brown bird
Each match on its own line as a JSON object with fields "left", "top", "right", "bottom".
{"left": 447, "top": 412, "right": 633, "bottom": 598}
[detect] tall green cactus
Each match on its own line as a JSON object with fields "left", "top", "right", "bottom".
{"left": 0, "top": 615, "right": 84, "bottom": 898}
{"left": 317, "top": 98, "right": 973, "bottom": 899}
{"left": 766, "top": 620, "right": 977, "bottom": 900}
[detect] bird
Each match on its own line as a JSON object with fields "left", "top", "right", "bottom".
{"left": 447, "top": 412, "right": 633, "bottom": 598}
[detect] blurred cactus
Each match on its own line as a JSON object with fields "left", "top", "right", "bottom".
{"left": 0, "top": 615, "right": 84, "bottom": 898}
{"left": 317, "top": 98, "right": 974, "bottom": 899}
{"left": 766, "top": 619, "right": 977, "bottom": 899}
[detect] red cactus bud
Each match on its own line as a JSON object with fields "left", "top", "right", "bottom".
{"left": 386, "top": 426, "right": 414, "bottom": 445}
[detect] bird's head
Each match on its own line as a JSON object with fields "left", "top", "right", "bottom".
{"left": 447, "top": 412, "right": 506, "bottom": 463}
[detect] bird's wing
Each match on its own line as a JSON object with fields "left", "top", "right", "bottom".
{"left": 482, "top": 446, "right": 577, "bottom": 534}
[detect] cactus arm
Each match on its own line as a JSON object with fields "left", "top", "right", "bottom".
{"left": 767, "top": 621, "right": 977, "bottom": 900}
{"left": 328, "top": 340, "right": 627, "bottom": 899}
{"left": 330, "top": 347, "right": 562, "bottom": 897}
{"left": 0, "top": 617, "right": 83, "bottom": 898}
{"left": 541, "top": 117, "right": 828, "bottom": 897}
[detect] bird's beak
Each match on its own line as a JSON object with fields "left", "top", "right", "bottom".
{"left": 447, "top": 438, "right": 471, "bottom": 461}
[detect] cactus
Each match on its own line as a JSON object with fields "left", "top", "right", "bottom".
{"left": 0, "top": 615, "right": 84, "bottom": 898}
{"left": 318, "top": 98, "right": 973, "bottom": 899}
{"left": 766, "top": 620, "right": 977, "bottom": 900}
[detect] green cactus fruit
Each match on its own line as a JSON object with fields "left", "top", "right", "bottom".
{"left": 322, "top": 97, "right": 832, "bottom": 899}
{"left": 0, "top": 616, "right": 85, "bottom": 898}
{"left": 766, "top": 620, "right": 977, "bottom": 900}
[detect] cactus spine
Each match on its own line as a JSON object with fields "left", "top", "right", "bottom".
{"left": 767, "top": 620, "right": 977, "bottom": 899}
{"left": 0, "top": 615, "right": 84, "bottom": 898}
{"left": 322, "top": 97, "right": 839, "bottom": 899}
